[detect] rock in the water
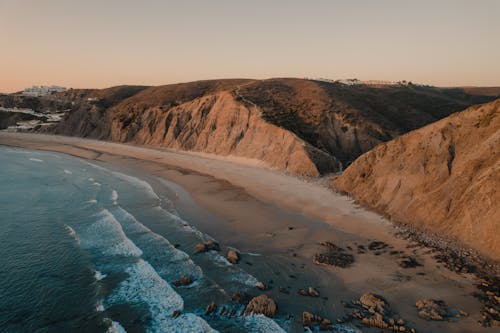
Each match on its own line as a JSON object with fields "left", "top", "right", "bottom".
{"left": 308, "top": 287, "right": 320, "bottom": 297}
{"left": 195, "top": 240, "right": 221, "bottom": 253}
{"left": 232, "top": 292, "right": 244, "bottom": 303}
{"left": 257, "top": 281, "right": 267, "bottom": 290}
{"left": 302, "top": 311, "right": 315, "bottom": 326}
{"left": 173, "top": 275, "right": 192, "bottom": 286}
{"left": 245, "top": 294, "right": 277, "bottom": 317}
{"left": 301, "top": 311, "right": 330, "bottom": 328}
{"left": 172, "top": 310, "right": 181, "bottom": 318}
{"left": 205, "top": 240, "right": 220, "bottom": 251}
{"left": 194, "top": 243, "right": 207, "bottom": 253}
{"left": 415, "top": 299, "right": 448, "bottom": 321}
{"left": 206, "top": 302, "right": 217, "bottom": 315}
{"left": 297, "top": 289, "right": 308, "bottom": 296}
{"left": 227, "top": 250, "right": 240, "bottom": 264}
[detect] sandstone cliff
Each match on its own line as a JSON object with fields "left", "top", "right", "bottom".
{"left": 333, "top": 99, "right": 500, "bottom": 260}
{"left": 49, "top": 79, "right": 495, "bottom": 176}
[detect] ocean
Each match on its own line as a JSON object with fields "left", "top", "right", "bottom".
{"left": 0, "top": 146, "right": 289, "bottom": 333}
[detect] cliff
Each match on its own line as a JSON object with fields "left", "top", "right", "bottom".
{"left": 48, "top": 78, "right": 495, "bottom": 176}
{"left": 333, "top": 99, "right": 500, "bottom": 260}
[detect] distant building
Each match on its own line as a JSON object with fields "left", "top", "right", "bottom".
{"left": 22, "top": 85, "right": 67, "bottom": 97}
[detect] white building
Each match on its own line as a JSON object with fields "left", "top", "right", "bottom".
{"left": 22, "top": 85, "right": 67, "bottom": 97}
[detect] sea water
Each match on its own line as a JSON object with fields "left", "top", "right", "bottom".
{"left": 0, "top": 147, "right": 288, "bottom": 333}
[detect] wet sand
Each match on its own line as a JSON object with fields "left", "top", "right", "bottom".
{"left": 0, "top": 132, "right": 495, "bottom": 332}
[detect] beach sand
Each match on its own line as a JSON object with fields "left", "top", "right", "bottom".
{"left": 0, "top": 132, "right": 494, "bottom": 332}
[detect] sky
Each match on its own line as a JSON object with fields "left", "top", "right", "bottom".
{"left": 1, "top": 0, "right": 499, "bottom": 92}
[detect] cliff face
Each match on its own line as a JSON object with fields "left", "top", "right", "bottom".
{"left": 109, "top": 91, "right": 339, "bottom": 175}
{"left": 237, "top": 79, "right": 494, "bottom": 166}
{"left": 49, "top": 78, "right": 496, "bottom": 176}
{"left": 333, "top": 100, "right": 500, "bottom": 260}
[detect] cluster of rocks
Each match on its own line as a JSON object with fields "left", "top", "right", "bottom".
{"left": 204, "top": 293, "right": 278, "bottom": 319}
{"left": 395, "top": 226, "right": 500, "bottom": 328}
{"left": 348, "top": 293, "right": 416, "bottom": 332}
{"left": 297, "top": 287, "right": 320, "bottom": 297}
{"left": 302, "top": 311, "right": 334, "bottom": 330}
{"left": 204, "top": 301, "right": 239, "bottom": 318}
{"left": 476, "top": 278, "right": 500, "bottom": 327}
{"left": 194, "top": 240, "right": 221, "bottom": 253}
{"left": 313, "top": 241, "right": 355, "bottom": 268}
{"left": 415, "top": 299, "right": 449, "bottom": 321}
{"left": 395, "top": 227, "right": 498, "bottom": 277}
{"left": 194, "top": 242, "right": 242, "bottom": 265}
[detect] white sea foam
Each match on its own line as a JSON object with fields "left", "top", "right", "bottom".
{"left": 111, "top": 190, "right": 118, "bottom": 205}
{"left": 79, "top": 209, "right": 142, "bottom": 257}
{"left": 206, "top": 251, "right": 260, "bottom": 287}
{"left": 112, "top": 206, "right": 203, "bottom": 279}
{"left": 243, "top": 314, "right": 287, "bottom": 333}
{"left": 212, "top": 254, "right": 233, "bottom": 267}
{"left": 96, "top": 299, "right": 105, "bottom": 312}
{"left": 88, "top": 177, "right": 95, "bottom": 182}
{"left": 64, "top": 225, "right": 79, "bottom": 242}
{"left": 107, "top": 259, "right": 183, "bottom": 312}
{"left": 92, "top": 182, "right": 101, "bottom": 186}
{"left": 106, "top": 319, "right": 127, "bottom": 333}
{"left": 230, "top": 270, "right": 260, "bottom": 287}
{"left": 87, "top": 162, "right": 110, "bottom": 172}
{"left": 29, "top": 157, "right": 43, "bottom": 162}
{"left": 111, "top": 171, "right": 160, "bottom": 201}
{"left": 106, "top": 259, "right": 217, "bottom": 333}
{"left": 94, "top": 270, "right": 107, "bottom": 281}
{"left": 85, "top": 199, "right": 98, "bottom": 204}
{"left": 64, "top": 169, "right": 72, "bottom": 174}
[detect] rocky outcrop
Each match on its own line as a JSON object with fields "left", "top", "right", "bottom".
{"left": 333, "top": 99, "right": 500, "bottom": 260}
{"left": 415, "top": 299, "right": 449, "bottom": 321}
{"left": 350, "top": 293, "right": 415, "bottom": 332}
{"left": 0, "top": 111, "right": 37, "bottom": 130}
{"left": 244, "top": 294, "right": 277, "bottom": 317}
{"left": 108, "top": 91, "right": 338, "bottom": 176}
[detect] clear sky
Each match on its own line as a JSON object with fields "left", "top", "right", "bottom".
{"left": 1, "top": 0, "right": 499, "bottom": 92}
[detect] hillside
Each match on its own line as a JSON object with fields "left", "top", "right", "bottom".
{"left": 333, "top": 99, "right": 500, "bottom": 260}
{"left": 43, "top": 78, "right": 496, "bottom": 175}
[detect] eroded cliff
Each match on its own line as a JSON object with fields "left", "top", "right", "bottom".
{"left": 333, "top": 99, "right": 500, "bottom": 260}
{"left": 49, "top": 78, "right": 496, "bottom": 176}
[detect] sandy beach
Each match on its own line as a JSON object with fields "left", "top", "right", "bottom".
{"left": 0, "top": 132, "right": 495, "bottom": 333}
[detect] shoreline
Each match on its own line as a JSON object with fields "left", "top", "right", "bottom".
{"left": 1, "top": 132, "right": 498, "bottom": 332}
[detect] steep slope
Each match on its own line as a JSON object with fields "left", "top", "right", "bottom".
{"left": 333, "top": 99, "right": 500, "bottom": 260}
{"left": 49, "top": 78, "right": 496, "bottom": 176}
{"left": 53, "top": 80, "right": 338, "bottom": 175}
{"left": 237, "top": 78, "right": 493, "bottom": 165}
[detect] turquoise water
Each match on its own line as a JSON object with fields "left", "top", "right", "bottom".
{"left": 0, "top": 147, "right": 288, "bottom": 333}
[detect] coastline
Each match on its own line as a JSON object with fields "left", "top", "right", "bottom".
{"left": 0, "top": 132, "right": 497, "bottom": 332}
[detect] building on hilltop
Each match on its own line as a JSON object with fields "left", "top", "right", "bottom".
{"left": 22, "top": 85, "right": 67, "bottom": 97}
